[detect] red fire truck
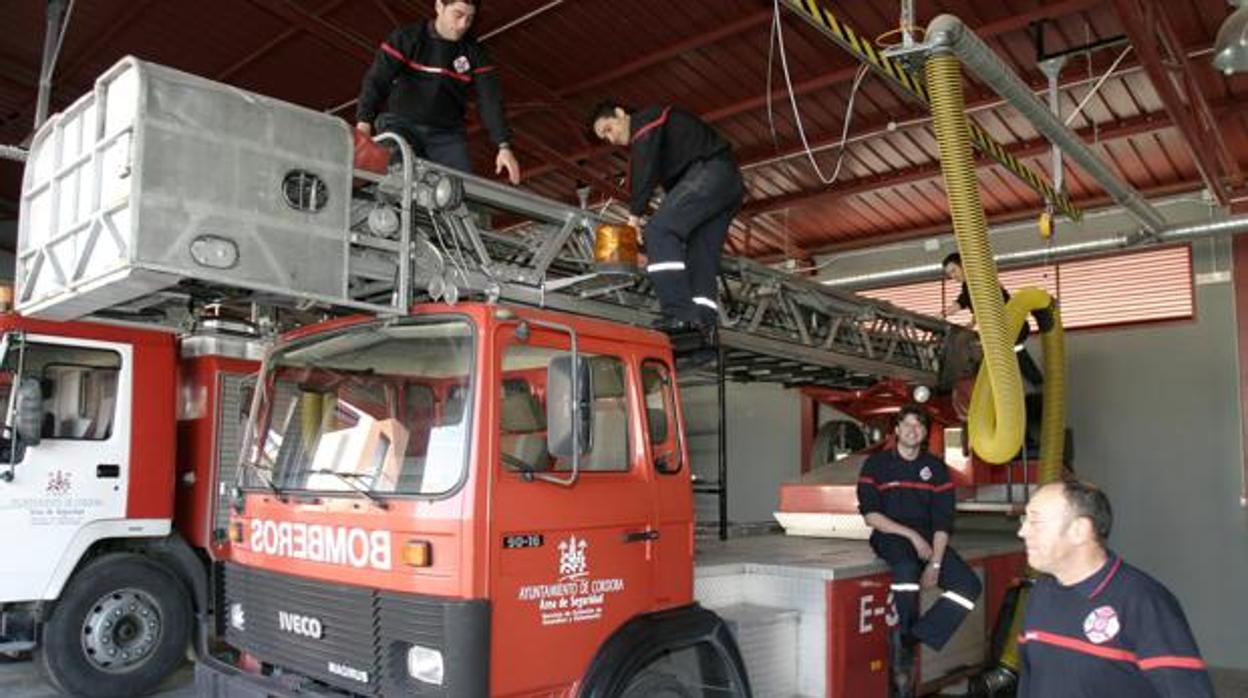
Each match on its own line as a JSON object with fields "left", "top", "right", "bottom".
{"left": 11, "top": 57, "right": 1024, "bottom": 697}
{"left": 0, "top": 312, "right": 260, "bottom": 696}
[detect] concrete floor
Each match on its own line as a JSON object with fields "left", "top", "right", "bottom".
{"left": 0, "top": 656, "right": 194, "bottom": 698}
{"left": 2, "top": 655, "right": 1246, "bottom": 697}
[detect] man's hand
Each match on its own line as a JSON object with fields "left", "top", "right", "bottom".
{"left": 909, "top": 533, "right": 933, "bottom": 561}
{"left": 355, "top": 121, "right": 373, "bottom": 136}
{"left": 496, "top": 147, "right": 521, "bottom": 185}
{"left": 921, "top": 562, "right": 940, "bottom": 589}
{"left": 627, "top": 215, "right": 644, "bottom": 245}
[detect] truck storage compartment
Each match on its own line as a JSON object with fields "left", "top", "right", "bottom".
{"left": 17, "top": 57, "right": 373, "bottom": 321}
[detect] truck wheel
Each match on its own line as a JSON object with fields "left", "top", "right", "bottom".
{"left": 36, "top": 554, "right": 191, "bottom": 697}
{"left": 619, "top": 671, "right": 698, "bottom": 698}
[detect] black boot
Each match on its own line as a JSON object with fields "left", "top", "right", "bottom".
{"left": 966, "top": 665, "right": 1018, "bottom": 697}
{"left": 888, "top": 630, "right": 917, "bottom": 698}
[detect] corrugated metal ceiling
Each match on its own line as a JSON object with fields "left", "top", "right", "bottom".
{"left": 2, "top": 0, "right": 1246, "bottom": 259}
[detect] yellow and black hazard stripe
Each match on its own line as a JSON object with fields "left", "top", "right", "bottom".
{"left": 783, "top": 0, "right": 1081, "bottom": 221}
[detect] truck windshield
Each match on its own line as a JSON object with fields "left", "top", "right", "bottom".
{"left": 241, "top": 317, "right": 474, "bottom": 497}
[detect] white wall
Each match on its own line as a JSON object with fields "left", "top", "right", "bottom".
{"left": 1064, "top": 236, "right": 1248, "bottom": 669}
{"left": 681, "top": 381, "right": 802, "bottom": 524}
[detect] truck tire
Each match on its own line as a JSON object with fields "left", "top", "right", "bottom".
{"left": 619, "top": 671, "right": 698, "bottom": 697}
{"left": 36, "top": 554, "right": 191, "bottom": 697}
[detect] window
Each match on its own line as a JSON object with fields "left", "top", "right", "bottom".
{"left": 243, "top": 318, "right": 474, "bottom": 497}
{"left": 2, "top": 342, "right": 122, "bottom": 441}
{"left": 642, "top": 361, "right": 682, "bottom": 474}
{"left": 499, "top": 341, "right": 632, "bottom": 474}
{"left": 860, "top": 245, "right": 1193, "bottom": 331}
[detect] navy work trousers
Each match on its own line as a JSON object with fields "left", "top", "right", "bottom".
{"left": 871, "top": 532, "right": 983, "bottom": 651}
{"left": 376, "top": 113, "right": 473, "bottom": 174}
{"left": 643, "top": 157, "right": 744, "bottom": 326}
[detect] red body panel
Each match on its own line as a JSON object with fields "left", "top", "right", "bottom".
{"left": 227, "top": 304, "right": 689, "bottom": 696}
{"left": 827, "top": 550, "right": 1025, "bottom": 696}
{"left": 175, "top": 354, "right": 260, "bottom": 556}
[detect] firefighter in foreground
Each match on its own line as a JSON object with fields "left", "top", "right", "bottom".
{"left": 355, "top": 0, "right": 521, "bottom": 184}
{"left": 589, "top": 101, "right": 744, "bottom": 355}
{"left": 1017, "top": 479, "right": 1214, "bottom": 697}
{"left": 857, "top": 404, "right": 983, "bottom": 698}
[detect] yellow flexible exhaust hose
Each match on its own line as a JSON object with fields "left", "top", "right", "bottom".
{"left": 926, "top": 52, "right": 1070, "bottom": 678}
{"left": 926, "top": 53, "right": 1024, "bottom": 464}
{"left": 966, "top": 289, "right": 1068, "bottom": 478}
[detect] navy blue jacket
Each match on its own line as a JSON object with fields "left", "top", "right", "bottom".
{"left": 357, "top": 22, "right": 510, "bottom": 145}
{"left": 627, "top": 106, "right": 731, "bottom": 216}
{"left": 1019, "top": 554, "right": 1214, "bottom": 698}
{"left": 856, "top": 449, "right": 954, "bottom": 539}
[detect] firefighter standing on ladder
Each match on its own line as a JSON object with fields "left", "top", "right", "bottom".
{"left": 589, "top": 101, "right": 744, "bottom": 348}
{"left": 857, "top": 403, "right": 983, "bottom": 698}
{"left": 355, "top": 0, "right": 521, "bottom": 184}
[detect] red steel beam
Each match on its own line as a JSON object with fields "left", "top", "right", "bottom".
{"left": 524, "top": 0, "right": 1105, "bottom": 182}
{"left": 245, "top": 0, "right": 375, "bottom": 64}
{"left": 220, "top": 0, "right": 354, "bottom": 82}
{"left": 772, "top": 179, "right": 1205, "bottom": 261}
{"left": 1234, "top": 236, "right": 1248, "bottom": 509}
{"left": 556, "top": 9, "right": 773, "bottom": 98}
{"left": 1113, "top": 0, "right": 1243, "bottom": 205}
{"left": 737, "top": 99, "right": 1248, "bottom": 218}
{"left": 512, "top": 131, "right": 630, "bottom": 202}
{"left": 57, "top": 0, "right": 161, "bottom": 86}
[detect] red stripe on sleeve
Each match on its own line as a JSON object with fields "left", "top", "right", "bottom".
{"left": 1139, "top": 656, "right": 1207, "bottom": 671}
{"left": 630, "top": 107, "right": 671, "bottom": 144}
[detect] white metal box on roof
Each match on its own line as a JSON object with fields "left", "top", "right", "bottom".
{"left": 17, "top": 56, "right": 358, "bottom": 320}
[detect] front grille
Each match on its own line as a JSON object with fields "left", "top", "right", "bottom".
{"left": 223, "top": 564, "right": 488, "bottom": 697}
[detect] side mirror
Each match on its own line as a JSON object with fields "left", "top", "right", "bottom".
{"left": 14, "top": 377, "right": 42, "bottom": 447}
{"left": 546, "top": 354, "right": 592, "bottom": 460}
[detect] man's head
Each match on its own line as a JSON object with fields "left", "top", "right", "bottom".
{"left": 434, "top": 0, "right": 478, "bottom": 41}
{"left": 590, "top": 101, "right": 632, "bottom": 147}
{"left": 893, "top": 403, "right": 930, "bottom": 452}
{"left": 942, "top": 252, "right": 965, "bottom": 283}
{"left": 1018, "top": 479, "right": 1112, "bottom": 576}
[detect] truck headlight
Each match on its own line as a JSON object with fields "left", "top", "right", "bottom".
{"left": 229, "top": 602, "right": 245, "bottom": 631}
{"left": 407, "top": 645, "right": 444, "bottom": 685}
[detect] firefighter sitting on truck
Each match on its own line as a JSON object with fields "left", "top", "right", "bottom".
{"left": 857, "top": 403, "right": 982, "bottom": 698}
{"left": 589, "top": 101, "right": 744, "bottom": 357}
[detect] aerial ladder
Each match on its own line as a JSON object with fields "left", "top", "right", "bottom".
{"left": 18, "top": 58, "right": 965, "bottom": 395}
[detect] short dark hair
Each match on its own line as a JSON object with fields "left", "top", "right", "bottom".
{"left": 942, "top": 252, "right": 962, "bottom": 269}
{"left": 588, "top": 100, "right": 629, "bottom": 130}
{"left": 895, "top": 403, "right": 930, "bottom": 431}
{"left": 441, "top": 0, "right": 481, "bottom": 8}
{"left": 1056, "top": 478, "right": 1113, "bottom": 543}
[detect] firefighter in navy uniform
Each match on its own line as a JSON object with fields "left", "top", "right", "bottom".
{"left": 589, "top": 101, "right": 744, "bottom": 350}
{"left": 355, "top": 0, "right": 521, "bottom": 184}
{"left": 1017, "top": 480, "right": 1214, "bottom": 698}
{"left": 856, "top": 404, "right": 983, "bottom": 698}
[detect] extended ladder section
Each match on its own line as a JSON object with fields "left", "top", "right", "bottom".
{"left": 17, "top": 57, "right": 966, "bottom": 390}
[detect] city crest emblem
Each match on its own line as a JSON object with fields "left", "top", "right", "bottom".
{"left": 1083, "top": 605, "right": 1121, "bottom": 644}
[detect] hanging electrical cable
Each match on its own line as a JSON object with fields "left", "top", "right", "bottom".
{"left": 767, "top": 0, "right": 870, "bottom": 185}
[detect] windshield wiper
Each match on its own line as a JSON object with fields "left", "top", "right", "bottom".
{"left": 242, "top": 460, "right": 287, "bottom": 502}
{"left": 306, "top": 469, "right": 390, "bottom": 509}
